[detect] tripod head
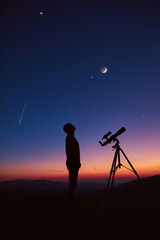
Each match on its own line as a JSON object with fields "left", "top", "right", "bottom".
{"left": 99, "top": 127, "right": 126, "bottom": 146}
{"left": 112, "top": 138, "right": 120, "bottom": 149}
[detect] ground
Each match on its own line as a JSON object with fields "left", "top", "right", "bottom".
{"left": 1, "top": 176, "right": 160, "bottom": 240}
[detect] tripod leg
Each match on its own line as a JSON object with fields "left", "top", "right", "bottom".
{"left": 120, "top": 148, "right": 160, "bottom": 212}
{"left": 105, "top": 147, "right": 118, "bottom": 196}
{"left": 117, "top": 146, "right": 121, "bottom": 167}
{"left": 110, "top": 152, "right": 118, "bottom": 196}
{"left": 99, "top": 149, "right": 118, "bottom": 218}
{"left": 105, "top": 150, "right": 117, "bottom": 194}
{"left": 110, "top": 146, "right": 123, "bottom": 197}
{"left": 120, "top": 148, "right": 140, "bottom": 180}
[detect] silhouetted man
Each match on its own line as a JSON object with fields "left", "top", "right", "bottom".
{"left": 63, "top": 123, "right": 81, "bottom": 204}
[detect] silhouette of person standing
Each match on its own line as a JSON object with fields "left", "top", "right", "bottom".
{"left": 63, "top": 123, "right": 81, "bottom": 206}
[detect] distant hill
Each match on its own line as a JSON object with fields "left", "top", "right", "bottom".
{"left": 1, "top": 175, "right": 160, "bottom": 240}
{"left": 0, "top": 179, "right": 108, "bottom": 193}
{"left": 113, "top": 174, "right": 160, "bottom": 196}
{"left": 0, "top": 179, "right": 67, "bottom": 192}
{"left": 103, "top": 174, "right": 160, "bottom": 211}
{"left": 0, "top": 175, "right": 160, "bottom": 195}
{"left": 0, "top": 178, "right": 125, "bottom": 194}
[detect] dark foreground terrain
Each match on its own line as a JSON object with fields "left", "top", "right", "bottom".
{"left": 1, "top": 175, "right": 160, "bottom": 240}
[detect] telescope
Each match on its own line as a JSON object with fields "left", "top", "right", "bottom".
{"left": 99, "top": 127, "right": 126, "bottom": 146}
{"left": 98, "top": 126, "right": 160, "bottom": 218}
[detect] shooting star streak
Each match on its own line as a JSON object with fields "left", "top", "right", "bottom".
{"left": 19, "top": 103, "right": 26, "bottom": 126}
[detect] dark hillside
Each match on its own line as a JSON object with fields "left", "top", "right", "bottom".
{"left": 1, "top": 175, "right": 160, "bottom": 240}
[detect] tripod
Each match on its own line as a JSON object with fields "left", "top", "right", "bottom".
{"left": 99, "top": 138, "right": 160, "bottom": 217}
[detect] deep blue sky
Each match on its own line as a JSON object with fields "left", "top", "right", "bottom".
{"left": 1, "top": 0, "right": 160, "bottom": 180}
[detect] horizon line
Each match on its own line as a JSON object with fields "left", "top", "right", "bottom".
{"left": 1, "top": 174, "right": 159, "bottom": 183}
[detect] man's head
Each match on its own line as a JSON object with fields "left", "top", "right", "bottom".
{"left": 63, "top": 123, "right": 76, "bottom": 134}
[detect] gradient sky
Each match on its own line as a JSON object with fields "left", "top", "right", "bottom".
{"left": 1, "top": 0, "right": 160, "bottom": 181}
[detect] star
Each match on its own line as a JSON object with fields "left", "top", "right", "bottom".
{"left": 40, "top": 11, "right": 43, "bottom": 15}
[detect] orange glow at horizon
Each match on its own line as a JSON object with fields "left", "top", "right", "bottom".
{"left": 1, "top": 155, "right": 160, "bottom": 181}
{"left": 1, "top": 135, "right": 160, "bottom": 181}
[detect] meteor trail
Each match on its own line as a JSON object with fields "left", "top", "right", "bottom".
{"left": 19, "top": 103, "right": 26, "bottom": 126}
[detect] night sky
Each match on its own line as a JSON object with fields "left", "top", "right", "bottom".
{"left": 1, "top": 0, "right": 160, "bottom": 181}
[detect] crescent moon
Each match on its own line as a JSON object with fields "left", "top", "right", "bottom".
{"left": 100, "top": 66, "right": 107, "bottom": 74}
